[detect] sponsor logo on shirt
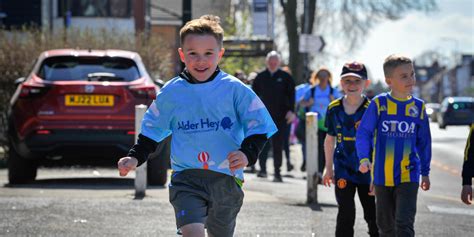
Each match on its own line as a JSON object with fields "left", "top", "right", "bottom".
{"left": 381, "top": 120, "right": 416, "bottom": 138}
{"left": 177, "top": 117, "right": 233, "bottom": 133}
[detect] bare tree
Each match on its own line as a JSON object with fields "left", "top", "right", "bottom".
{"left": 280, "top": 0, "right": 437, "bottom": 85}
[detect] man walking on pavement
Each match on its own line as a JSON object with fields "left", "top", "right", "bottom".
{"left": 252, "top": 51, "right": 296, "bottom": 182}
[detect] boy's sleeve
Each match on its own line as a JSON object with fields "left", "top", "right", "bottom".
{"left": 235, "top": 86, "right": 277, "bottom": 139}
{"left": 462, "top": 124, "right": 474, "bottom": 185}
{"left": 325, "top": 107, "right": 336, "bottom": 136}
{"left": 140, "top": 91, "right": 173, "bottom": 143}
{"left": 356, "top": 100, "right": 379, "bottom": 164}
{"left": 416, "top": 104, "right": 432, "bottom": 176}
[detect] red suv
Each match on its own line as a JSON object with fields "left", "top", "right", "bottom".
{"left": 7, "top": 49, "right": 170, "bottom": 185}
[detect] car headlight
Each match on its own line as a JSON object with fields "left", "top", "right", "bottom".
{"left": 426, "top": 108, "right": 433, "bottom": 115}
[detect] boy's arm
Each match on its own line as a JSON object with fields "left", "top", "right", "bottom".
{"left": 127, "top": 134, "right": 159, "bottom": 167}
{"left": 417, "top": 105, "right": 432, "bottom": 177}
{"left": 356, "top": 100, "right": 379, "bottom": 165}
{"left": 462, "top": 124, "right": 474, "bottom": 186}
{"left": 239, "top": 134, "right": 268, "bottom": 166}
{"left": 324, "top": 135, "right": 336, "bottom": 172}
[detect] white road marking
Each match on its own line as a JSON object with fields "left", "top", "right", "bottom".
{"left": 428, "top": 205, "right": 474, "bottom": 216}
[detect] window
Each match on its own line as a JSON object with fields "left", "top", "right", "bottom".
{"left": 58, "top": 0, "right": 131, "bottom": 18}
{"left": 38, "top": 56, "right": 141, "bottom": 82}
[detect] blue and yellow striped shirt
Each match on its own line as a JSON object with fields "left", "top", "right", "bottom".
{"left": 356, "top": 93, "right": 431, "bottom": 186}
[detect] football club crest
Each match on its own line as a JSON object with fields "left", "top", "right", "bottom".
{"left": 337, "top": 178, "right": 347, "bottom": 189}
{"left": 408, "top": 105, "right": 419, "bottom": 117}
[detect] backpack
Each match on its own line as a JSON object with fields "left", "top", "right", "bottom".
{"left": 304, "top": 86, "right": 335, "bottom": 112}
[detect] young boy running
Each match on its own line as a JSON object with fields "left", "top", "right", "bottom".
{"left": 357, "top": 55, "right": 431, "bottom": 237}
{"left": 117, "top": 15, "right": 277, "bottom": 237}
{"left": 323, "top": 62, "right": 378, "bottom": 237}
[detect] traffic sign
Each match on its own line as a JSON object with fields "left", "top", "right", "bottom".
{"left": 299, "top": 34, "right": 325, "bottom": 53}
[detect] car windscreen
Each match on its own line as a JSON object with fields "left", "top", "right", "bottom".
{"left": 450, "top": 102, "right": 474, "bottom": 111}
{"left": 38, "top": 56, "right": 141, "bottom": 82}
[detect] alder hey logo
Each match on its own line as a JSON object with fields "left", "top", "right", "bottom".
{"left": 177, "top": 117, "right": 233, "bottom": 134}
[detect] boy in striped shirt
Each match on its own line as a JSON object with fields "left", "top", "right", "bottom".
{"left": 356, "top": 55, "right": 431, "bottom": 237}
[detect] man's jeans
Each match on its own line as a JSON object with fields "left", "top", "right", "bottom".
{"left": 374, "top": 182, "right": 419, "bottom": 237}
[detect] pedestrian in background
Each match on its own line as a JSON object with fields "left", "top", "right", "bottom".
{"left": 282, "top": 65, "right": 295, "bottom": 172}
{"left": 299, "top": 68, "right": 340, "bottom": 174}
{"left": 117, "top": 15, "right": 277, "bottom": 237}
{"left": 323, "top": 62, "right": 378, "bottom": 236}
{"left": 357, "top": 54, "right": 431, "bottom": 237}
{"left": 252, "top": 51, "right": 296, "bottom": 182}
{"left": 294, "top": 71, "right": 317, "bottom": 171}
{"left": 461, "top": 123, "right": 473, "bottom": 205}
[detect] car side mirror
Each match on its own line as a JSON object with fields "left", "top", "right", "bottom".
{"left": 154, "top": 78, "right": 165, "bottom": 87}
{"left": 14, "top": 77, "right": 26, "bottom": 86}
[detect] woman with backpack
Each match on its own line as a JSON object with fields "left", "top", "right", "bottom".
{"left": 299, "top": 67, "right": 341, "bottom": 175}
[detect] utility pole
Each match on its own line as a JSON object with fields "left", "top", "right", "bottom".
{"left": 303, "top": 0, "right": 310, "bottom": 80}
{"left": 182, "top": 0, "right": 192, "bottom": 26}
{"left": 181, "top": 0, "right": 192, "bottom": 70}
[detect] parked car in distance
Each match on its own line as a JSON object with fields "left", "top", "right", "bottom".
{"left": 437, "top": 97, "right": 474, "bottom": 129}
{"left": 7, "top": 49, "right": 170, "bottom": 185}
{"left": 425, "top": 103, "right": 441, "bottom": 122}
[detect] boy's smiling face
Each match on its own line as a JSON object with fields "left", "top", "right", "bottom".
{"left": 385, "top": 63, "right": 416, "bottom": 97}
{"left": 340, "top": 76, "right": 368, "bottom": 96}
{"left": 178, "top": 34, "right": 224, "bottom": 82}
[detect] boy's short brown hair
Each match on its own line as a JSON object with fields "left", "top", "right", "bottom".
{"left": 179, "top": 15, "right": 224, "bottom": 47}
{"left": 383, "top": 54, "right": 413, "bottom": 78}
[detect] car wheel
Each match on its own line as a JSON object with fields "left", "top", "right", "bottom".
{"left": 147, "top": 136, "right": 171, "bottom": 186}
{"left": 7, "top": 144, "right": 38, "bottom": 184}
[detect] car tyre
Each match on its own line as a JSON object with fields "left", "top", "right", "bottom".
{"left": 147, "top": 136, "right": 171, "bottom": 186}
{"left": 7, "top": 144, "right": 38, "bottom": 184}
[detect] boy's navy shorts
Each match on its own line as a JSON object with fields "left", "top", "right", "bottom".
{"left": 169, "top": 169, "right": 244, "bottom": 236}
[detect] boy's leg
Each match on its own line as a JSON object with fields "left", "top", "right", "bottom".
{"left": 169, "top": 172, "right": 209, "bottom": 235}
{"left": 357, "top": 184, "right": 379, "bottom": 237}
{"left": 180, "top": 223, "right": 205, "bottom": 237}
{"left": 206, "top": 175, "right": 244, "bottom": 237}
{"left": 335, "top": 179, "right": 357, "bottom": 237}
{"left": 394, "top": 182, "right": 418, "bottom": 237}
{"left": 374, "top": 185, "right": 396, "bottom": 237}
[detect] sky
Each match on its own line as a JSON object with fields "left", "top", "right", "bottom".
{"left": 329, "top": 0, "right": 474, "bottom": 84}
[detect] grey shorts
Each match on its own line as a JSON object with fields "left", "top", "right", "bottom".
{"left": 169, "top": 169, "right": 244, "bottom": 237}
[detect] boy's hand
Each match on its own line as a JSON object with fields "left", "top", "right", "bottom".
{"left": 461, "top": 185, "right": 472, "bottom": 205}
{"left": 420, "top": 176, "right": 430, "bottom": 191}
{"left": 117, "top": 157, "right": 138, "bottom": 177}
{"left": 368, "top": 182, "right": 375, "bottom": 196}
{"left": 227, "top": 151, "right": 248, "bottom": 174}
{"left": 322, "top": 168, "right": 334, "bottom": 187}
{"left": 359, "top": 160, "right": 371, "bottom": 173}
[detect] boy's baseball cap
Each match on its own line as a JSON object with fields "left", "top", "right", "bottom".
{"left": 340, "top": 62, "right": 368, "bottom": 80}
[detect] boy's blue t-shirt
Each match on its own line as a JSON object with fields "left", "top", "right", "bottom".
{"left": 325, "top": 96, "right": 371, "bottom": 184}
{"left": 356, "top": 93, "right": 432, "bottom": 186}
{"left": 141, "top": 71, "right": 277, "bottom": 181}
{"left": 303, "top": 85, "right": 341, "bottom": 131}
